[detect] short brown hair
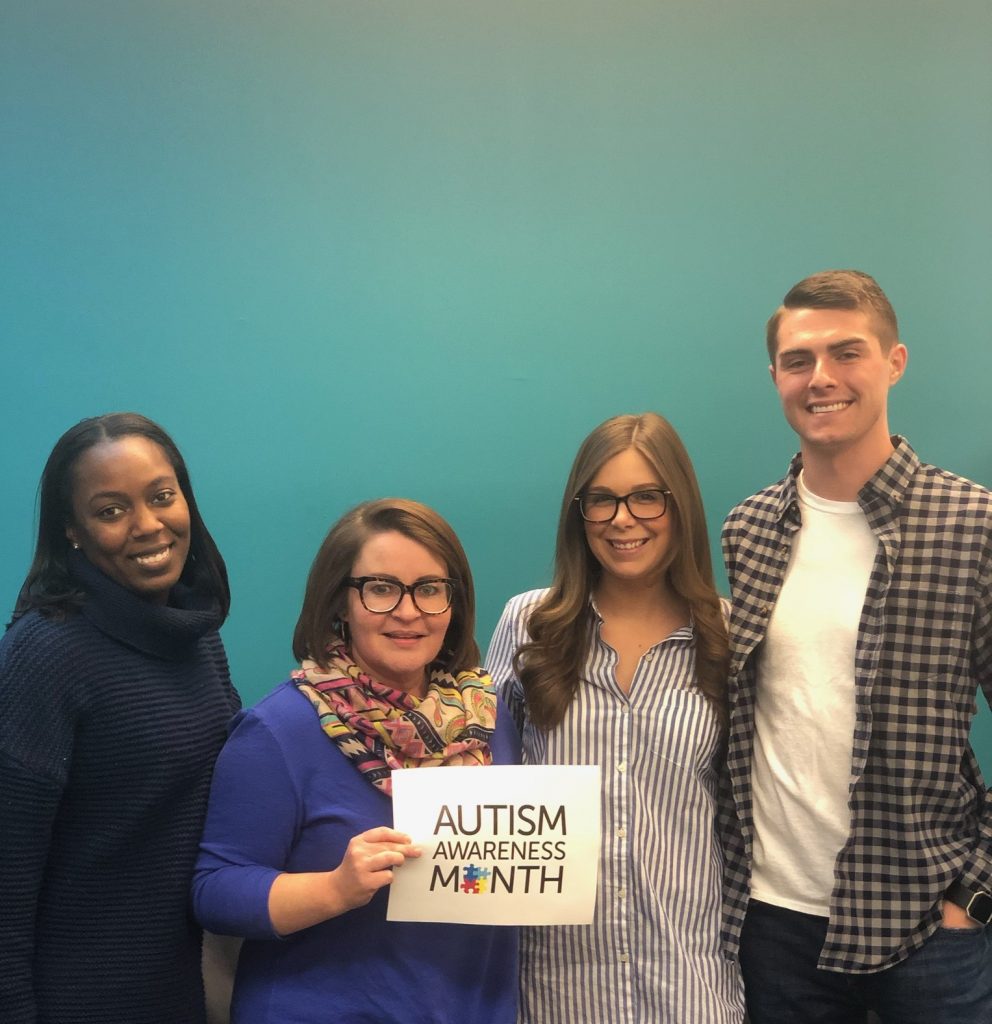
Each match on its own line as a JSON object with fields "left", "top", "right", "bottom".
{"left": 766, "top": 269, "right": 899, "bottom": 360}
{"left": 292, "top": 498, "right": 479, "bottom": 672}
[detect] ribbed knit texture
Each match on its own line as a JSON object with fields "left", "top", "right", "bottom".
{"left": 0, "top": 554, "right": 240, "bottom": 1024}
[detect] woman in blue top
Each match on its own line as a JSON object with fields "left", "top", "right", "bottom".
{"left": 194, "top": 498, "right": 518, "bottom": 1024}
{"left": 0, "top": 412, "right": 240, "bottom": 1024}
{"left": 487, "top": 413, "right": 744, "bottom": 1023}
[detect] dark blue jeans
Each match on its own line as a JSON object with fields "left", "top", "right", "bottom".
{"left": 739, "top": 900, "right": 992, "bottom": 1024}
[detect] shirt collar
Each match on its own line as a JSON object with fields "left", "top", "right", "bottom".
{"left": 588, "top": 595, "right": 695, "bottom": 641}
{"left": 776, "top": 435, "right": 918, "bottom": 526}
{"left": 858, "top": 435, "right": 920, "bottom": 514}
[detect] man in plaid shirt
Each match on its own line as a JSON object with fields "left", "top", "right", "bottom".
{"left": 721, "top": 269, "right": 992, "bottom": 1023}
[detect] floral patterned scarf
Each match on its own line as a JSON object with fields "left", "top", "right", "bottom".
{"left": 292, "top": 641, "right": 496, "bottom": 795}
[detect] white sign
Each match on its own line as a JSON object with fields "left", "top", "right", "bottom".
{"left": 387, "top": 764, "right": 601, "bottom": 926}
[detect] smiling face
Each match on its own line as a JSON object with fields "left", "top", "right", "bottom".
{"left": 771, "top": 307, "right": 907, "bottom": 463}
{"left": 66, "top": 436, "right": 191, "bottom": 603}
{"left": 582, "top": 447, "right": 676, "bottom": 591}
{"left": 343, "top": 530, "right": 452, "bottom": 696}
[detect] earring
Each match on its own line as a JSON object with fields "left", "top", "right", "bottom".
{"left": 72, "top": 542, "right": 80, "bottom": 550}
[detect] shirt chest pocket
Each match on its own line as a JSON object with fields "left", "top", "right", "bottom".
{"left": 642, "top": 689, "right": 721, "bottom": 778}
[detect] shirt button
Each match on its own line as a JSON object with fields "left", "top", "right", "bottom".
{"left": 616, "top": 827, "right": 627, "bottom": 839}
{"left": 617, "top": 761, "right": 627, "bottom": 773}
{"left": 619, "top": 953, "right": 630, "bottom": 964}
{"left": 617, "top": 888, "right": 626, "bottom": 900}
{"left": 644, "top": 652, "right": 654, "bottom": 662}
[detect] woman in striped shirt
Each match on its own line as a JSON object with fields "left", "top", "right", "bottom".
{"left": 486, "top": 412, "right": 744, "bottom": 1023}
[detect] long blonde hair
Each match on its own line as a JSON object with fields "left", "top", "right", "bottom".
{"left": 513, "top": 413, "right": 728, "bottom": 730}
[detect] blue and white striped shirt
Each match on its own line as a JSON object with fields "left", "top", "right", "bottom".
{"left": 486, "top": 590, "right": 743, "bottom": 1024}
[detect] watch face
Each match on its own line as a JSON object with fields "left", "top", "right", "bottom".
{"left": 968, "top": 891, "right": 992, "bottom": 924}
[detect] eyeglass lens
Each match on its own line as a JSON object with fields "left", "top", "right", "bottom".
{"left": 359, "top": 579, "right": 453, "bottom": 614}
{"left": 579, "top": 489, "right": 668, "bottom": 522}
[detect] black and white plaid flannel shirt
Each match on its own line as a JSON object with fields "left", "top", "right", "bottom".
{"left": 719, "top": 437, "right": 992, "bottom": 972}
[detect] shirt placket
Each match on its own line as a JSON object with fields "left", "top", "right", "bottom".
{"left": 593, "top": 627, "right": 636, "bottom": 1023}
{"left": 613, "top": 691, "right": 634, "bottom": 1021}
{"left": 821, "top": 505, "right": 896, "bottom": 966}
{"left": 612, "top": 640, "right": 669, "bottom": 1022}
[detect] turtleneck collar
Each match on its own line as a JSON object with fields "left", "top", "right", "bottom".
{"left": 69, "top": 550, "right": 222, "bottom": 661}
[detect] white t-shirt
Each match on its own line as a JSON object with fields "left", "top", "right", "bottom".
{"left": 750, "top": 472, "right": 879, "bottom": 916}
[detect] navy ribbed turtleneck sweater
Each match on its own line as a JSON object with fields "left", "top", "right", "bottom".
{"left": 0, "top": 555, "right": 240, "bottom": 1024}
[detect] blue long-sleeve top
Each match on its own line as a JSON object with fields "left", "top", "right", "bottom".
{"left": 193, "top": 679, "right": 520, "bottom": 1024}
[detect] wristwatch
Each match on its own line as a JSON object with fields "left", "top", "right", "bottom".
{"left": 945, "top": 881, "right": 992, "bottom": 925}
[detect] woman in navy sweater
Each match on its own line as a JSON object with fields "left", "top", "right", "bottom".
{"left": 0, "top": 413, "right": 240, "bottom": 1024}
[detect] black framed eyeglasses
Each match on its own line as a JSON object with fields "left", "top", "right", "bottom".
{"left": 574, "top": 488, "right": 672, "bottom": 523}
{"left": 346, "top": 576, "right": 456, "bottom": 615}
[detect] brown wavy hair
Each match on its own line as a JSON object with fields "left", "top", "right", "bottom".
{"left": 292, "top": 498, "right": 479, "bottom": 672}
{"left": 513, "top": 413, "right": 728, "bottom": 731}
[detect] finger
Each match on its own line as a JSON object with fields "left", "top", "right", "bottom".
{"left": 368, "top": 868, "right": 394, "bottom": 890}
{"left": 367, "top": 840, "right": 421, "bottom": 858}
{"left": 363, "top": 848, "right": 406, "bottom": 872}
{"left": 360, "top": 826, "right": 413, "bottom": 845}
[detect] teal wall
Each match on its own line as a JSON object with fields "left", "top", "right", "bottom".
{"left": 2, "top": 1, "right": 990, "bottom": 766}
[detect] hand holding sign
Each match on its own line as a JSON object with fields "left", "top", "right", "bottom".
{"left": 333, "top": 826, "right": 422, "bottom": 911}
{"left": 268, "top": 826, "right": 420, "bottom": 936}
{"left": 388, "top": 764, "right": 601, "bottom": 926}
